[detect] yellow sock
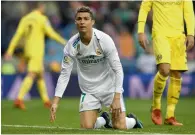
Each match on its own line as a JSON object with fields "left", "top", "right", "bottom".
{"left": 152, "top": 72, "right": 168, "bottom": 109}
{"left": 166, "top": 77, "right": 182, "bottom": 118}
{"left": 37, "top": 78, "right": 50, "bottom": 102}
{"left": 18, "top": 76, "right": 34, "bottom": 100}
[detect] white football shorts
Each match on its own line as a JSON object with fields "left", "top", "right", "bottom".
{"left": 79, "top": 87, "right": 126, "bottom": 112}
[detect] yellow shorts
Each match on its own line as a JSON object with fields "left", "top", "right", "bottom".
{"left": 26, "top": 57, "right": 44, "bottom": 73}
{"left": 152, "top": 34, "right": 188, "bottom": 71}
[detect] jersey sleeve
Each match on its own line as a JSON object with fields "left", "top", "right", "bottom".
{"left": 7, "top": 19, "right": 25, "bottom": 55}
{"left": 44, "top": 18, "right": 67, "bottom": 45}
{"left": 102, "top": 35, "right": 124, "bottom": 93}
{"left": 54, "top": 42, "right": 74, "bottom": 97}
{"left": 184, "top": 0, "right": 195, "bottom": 36}
{"left": 138, "top": 0, "right": 152, "bottom": 33}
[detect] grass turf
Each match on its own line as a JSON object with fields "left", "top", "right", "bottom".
{"left": 1, "top": 98, "right": 195, "bottom": 134}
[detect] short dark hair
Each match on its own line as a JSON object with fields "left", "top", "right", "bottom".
{"left": 29, "top": 1, "right": 45, "bottom": 10}
{"left": 75, "top": 6, "right": 95, "bottom": 20}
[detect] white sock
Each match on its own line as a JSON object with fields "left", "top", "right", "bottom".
{"left": 126, "top": 117, "right": 136, "bottom": 129}
{"left": 94, "top": 117, "right": 106, "bottom": 129}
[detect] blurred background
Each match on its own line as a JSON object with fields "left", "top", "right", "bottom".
{"left": 1, "top": 1, "right": 195, "bottom": 99}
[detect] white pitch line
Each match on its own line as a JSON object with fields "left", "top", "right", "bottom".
{"left": 2, "top": 124, "right": 187, "bottom": 135}
{"left": 2, "top": 124, "right": 134, "bottom": 134}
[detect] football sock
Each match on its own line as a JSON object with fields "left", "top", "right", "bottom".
{"left": 126, "top": 117, "right": 136, "bottom": 129}
{"left": 166, "top": 77, "right": 182, "bottom": 118}
{"left": 152, "top": 72, "right": 168, "bottom": 109}
{"left": 94, "top": 117, "right": 136, "bottom": 129}
{"left": 18, "top": 76, "right": 34, "bottom": 100}
{"left": 94, "top": 117, "right": 106, "bottom": 129}
{"left": 37, "top": 78, "right": 50, "bottom": 102}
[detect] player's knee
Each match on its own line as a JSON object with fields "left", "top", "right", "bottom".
{"left": 80, "top": 123, "right": 94, "bottom": 129}
{"left": 170, "top": 71, "right": 181, "bottom": 78}
{"left": 158, "top": 64, "right": 170, "bottom": 77}
{"left": 28, "top": 72, "right": 37, "bottom": 79}
{"left": 159, "top": 67, "right": 170, "bottom": 77}
{"left": 112, "top": 122, "right": 127, "bottom": 130}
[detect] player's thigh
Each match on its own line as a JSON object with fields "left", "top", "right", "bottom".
{"left": 101, "top": 91, "right": 126, "bottom": 129}
{"left": 27, "top": 57, "right": 44, "bottom": 73}
{"left": 169, "top": 34, "right": 188, "bottom": 71}
{"left": 112, "top": 112, "right": 127, "bottom": 129}
{"left": 153, "top": 35, "right": 171, "bottom": 65}
{"left": 79, "top": 93, "right": 101, "bottom": 112}
{"left": 157, "top": 63, "right": 171, "bottom": 77}
{"left": 102, "top": 91, "right": 126, "bottom": 112}
{"left": 79, "top": 93, "right": 101, "bottom": 128}
{"left": 80, "top": 110, "right": 99, "bottom": 129}
{"left": 170, "top": 70, "right": 181, "bottom": 79}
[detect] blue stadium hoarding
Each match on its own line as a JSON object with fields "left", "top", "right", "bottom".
{"left": 1, "top": 72, "right": 195, "bottom": 99}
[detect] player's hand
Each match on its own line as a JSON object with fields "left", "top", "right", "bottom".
{"left": 138, "top": 33, "right": 149, "bottom": 50}
{"left": 50, "top": 104, "right": 58, "bottom": 122}
{"left": 4, "top": 53, "right": 12, "bottom": 61}
{"left": 186, "top": 35, "right": 194, "bottom": 51}
{"left": 110, "top": 93, "right": 122, "bottom": 119}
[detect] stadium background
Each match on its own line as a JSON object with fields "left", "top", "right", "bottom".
{"left": 1, "top": 1, "right": 195, "bottom": 134}
{"left": 1, "top": 1, "right": 195, "bottom": 99}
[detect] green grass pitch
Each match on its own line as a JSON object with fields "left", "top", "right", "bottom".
{"left": 1, "top": 98, "right": 195, "bottom": 134}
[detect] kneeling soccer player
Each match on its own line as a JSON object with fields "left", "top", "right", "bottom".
{"left": 50, "top": 6, "right": 143, "bottom": 130}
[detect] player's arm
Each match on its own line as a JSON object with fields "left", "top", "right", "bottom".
{"left": 5, "top": 19, "right": 25, "bottom": 60}
{"left": 184, "top": 0, "right": 195, "bottom": 51}
{"left": 50, "top": 44, "right": 74, "bottom": 122}
{"left": 137, "top": 0, "right": 152, "bottom": 50}
{"left": 103, "top": 35, "right": 124, "bottom": 115}
{"left": 103, "top": 36, "right": 124, "bottom": 94}
{"left": 44, "top": 18, "right": 67, "bottom": 46}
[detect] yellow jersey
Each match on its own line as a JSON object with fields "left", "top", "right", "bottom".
{"left": 7, "top": 10, "right": 66, "bottom": 59}
{"left": 138, "top": 0, "right": 194, "bottom": 37}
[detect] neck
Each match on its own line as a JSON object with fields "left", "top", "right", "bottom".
{"left": 36, "top": 9, "right": 42, "bottom": 14}
{"left": 80, "top": 29, "right": 93, "bottom": 45}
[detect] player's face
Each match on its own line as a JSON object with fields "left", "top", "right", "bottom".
{"left": 75, "top": 12, "right": 95, "bottom": 33}
{"left": 39, "top": 4, "right": 46, "bottom": 14}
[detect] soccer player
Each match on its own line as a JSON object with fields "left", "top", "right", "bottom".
{"left": 138, "top": 0, "right": 194, "bottom": 126}
{"left": 4, "top": 2, "right": 67, "bottom": 110}
{"left": 50, "top": 6, "right": 143, "bottom": 130}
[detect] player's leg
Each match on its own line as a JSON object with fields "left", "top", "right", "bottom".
{"left": 153, "top": 63, "right": 170, "bottom": 109}
{"left": 14, "top": 57, "right": 42, "bottom": 110}
{"left": 165, "top": 34, "right": 187, "bottom": 126}
{"left": 112, "top": 112, "right": 129, "bottom": 130}
{"left": 14, "top": 72, "right": 36, "bottom": 110}
{"left": 37, "top": 72, "right": 51, "bottom": 108}
{"left": 111, "top": 94, "right": 128, "bottom": 129}
{"left": 102, "top": 92, "right": 141, "bottom": 130}
{"left": 79, "top": 93, "right": 106, "bottom": 129}
{"left": 165, "top": 70, "right": 183, "bottom": 126}
{"left": 111, "top": 100, "right": 141, "bottom": 129}
{"left": 151, "top": 34, "right": 171, "bottom": 125}
{"left": 80, "top": 110, "right": 99, "bottom": 129}
{"left": 101, "top": 111, "right": 142, "bottom": 129}
{"left": 127, "top": 113, "right": 143, "bottom": 128}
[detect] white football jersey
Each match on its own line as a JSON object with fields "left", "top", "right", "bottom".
{"left": 55, "top": 28, "right": 124, "bottom": 97}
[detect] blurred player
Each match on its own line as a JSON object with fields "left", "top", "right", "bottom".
{"left": 138, "top": 0, "right": 194, "bottom": 126}
{"left": 50, "top": 6, "right": 143, "bottom": 130}
{"left": 4, "top": 2, "right": 67, "bottom": 110}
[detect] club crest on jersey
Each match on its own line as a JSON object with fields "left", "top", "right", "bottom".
{"left": 63, "top": 56, "right": 70, "bottom": 63}
{"left": 156, "top": 54, "right": 162, "bottom": 62}
{"left": 96, "top": 48, "right": 101, "bottom": 55}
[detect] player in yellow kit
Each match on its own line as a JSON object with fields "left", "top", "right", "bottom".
{"left": 4, "top": 2, "right": 67, "bottom": 110}
{"left": 138, "top": 0, "right": 194, "bottom": 126}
